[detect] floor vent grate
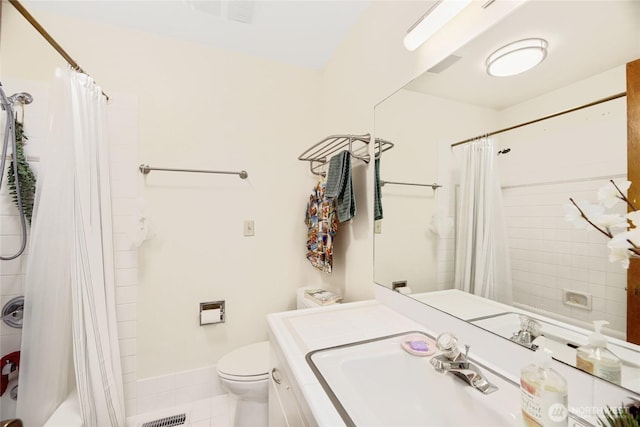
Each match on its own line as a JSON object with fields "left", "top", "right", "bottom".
{"left": 140, "top": 413, "right": 187, "bottom": 427}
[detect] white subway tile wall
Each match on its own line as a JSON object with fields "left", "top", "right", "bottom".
{"left": 135, "top": 365, "right": 226, "bottom": 416}
{"left": 437, "top": 177, "right": 627, "bottom": 335}
{"left": 503, "top": 177, "right": 627, "bottom": 334}
{"left": 108, "top": 95, "right": 140, "bottom": 415}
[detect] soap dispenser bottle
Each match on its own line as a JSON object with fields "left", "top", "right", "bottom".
{"left": 575, "top": 320, "right": 622, "bottom": 384}
{"left": 521, "top": 339, "right": 569, "bottom": 427}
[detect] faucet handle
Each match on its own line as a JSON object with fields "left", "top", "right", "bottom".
{"left": 436, "top": 332, "right": 460, "bottom": 360}
{"left": 464, "top": 344, "right": 470, "bottom": 360}
{"left": 1, "top": 361, "right": 13, "bottom": 376}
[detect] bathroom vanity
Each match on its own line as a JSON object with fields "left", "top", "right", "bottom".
{"left": 267, "top": 296, "right": 637, "bottom": 426}
{"left": 267, "top": 302, "right": 421, "bottom": 426}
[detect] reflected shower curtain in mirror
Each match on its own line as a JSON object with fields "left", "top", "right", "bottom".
{"left": 17, "top": 68, "right": 125, "bottom": 427}
{"left": 454, "top": 137, "right": 512, "bottom": 304}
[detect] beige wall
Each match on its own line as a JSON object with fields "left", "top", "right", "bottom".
{"left": 1, "top": 4, "right": 322, "bottom": 385}
{"left": 316, "top": 0, "right": 526, "bottom": 301}
{"left": 374, "top": 89, "right": 499, "bottom": 293}
{"left": 0, "top": 0, "right": 524, "bottom": 389}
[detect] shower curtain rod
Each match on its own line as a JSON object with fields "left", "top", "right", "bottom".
{"left": 8, "top": 0, "right": 110, "bottom": 100}
{"left": 450, "top": 91, "right": 627, "bottom": 148}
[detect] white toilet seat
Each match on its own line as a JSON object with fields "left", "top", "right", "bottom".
{"left": 218, "top": 371, "right": 270, "bottom": 382}
{"left": 217, "top": 341, "right": 270, "bottom": 382}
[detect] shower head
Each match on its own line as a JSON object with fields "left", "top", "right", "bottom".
{"left": 8, "top": 92, "right": 33, "bottom": 105}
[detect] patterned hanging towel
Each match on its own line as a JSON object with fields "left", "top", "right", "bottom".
{"left": 305, "top": 177, "right": 338, "bottom": 273}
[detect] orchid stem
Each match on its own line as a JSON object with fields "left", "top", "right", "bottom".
{"left": 610, "top": 179, "right": 637, "bottom": 211}
{"left": 569, "top": 198, "right": 613, "bottom": 239}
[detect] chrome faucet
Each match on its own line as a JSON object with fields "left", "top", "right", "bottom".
{"left": 510, "top": 315, "right": 541, "bottom": 350}
{"left": 1, "top": 361, "right": 14, "bottom": 376}
{"left": 430, "top": 333, "right": 498, "bottom": 395}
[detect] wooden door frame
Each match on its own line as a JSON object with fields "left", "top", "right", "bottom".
{"left": 627, "top": 58, "right": 639, "bottom": 344}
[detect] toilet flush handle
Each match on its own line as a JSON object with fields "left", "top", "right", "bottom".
{"left": 271, "top": 368, "right": 291, "bottom": 390}
{"left": 271, "top": 368, "right": 282, "bottom": 385}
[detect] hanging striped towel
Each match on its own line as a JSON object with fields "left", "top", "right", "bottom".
{"left": 374, "top": 157, "right": 383, "bottom": 220}
{"left": 325, "top": 150, "right": 355, "bottom": 223}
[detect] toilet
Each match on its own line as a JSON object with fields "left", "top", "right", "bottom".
{"left": 217, "top": 287, "right": 340, "bottom": 427}
{"left": 217, "top": 341, "right": 271, "bottom": 427}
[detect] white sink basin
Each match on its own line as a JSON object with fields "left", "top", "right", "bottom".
{"left": 306, "top": 331, "right": 521, "bottom": 427}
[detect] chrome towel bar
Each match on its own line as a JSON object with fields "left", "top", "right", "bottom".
{"left": 381, "top": 180, "right": 442, "bottom": 190}
{"left": 138, "top": 164, "right": 248, "bottom": 179}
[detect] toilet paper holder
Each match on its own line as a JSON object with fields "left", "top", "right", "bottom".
{"left": 392, "top": 281, "right": 408, "bottom": 291}
{"left": 200, "top": 300, "right": 225, "bottom": 325}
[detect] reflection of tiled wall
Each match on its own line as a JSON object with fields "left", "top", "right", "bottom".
{"left": 0, "top": 82, "right": 139, "bottom": 417}
{"left": 437, "top": 235, "right": 455, "bottom": 290}
{"left": 503, "top": 177, "right": 627, "bottom": 335}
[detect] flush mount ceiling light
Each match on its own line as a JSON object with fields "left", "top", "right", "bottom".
{"left": 486, "top": 38, "right": 548, "bottom": 77}
{"left": 403, "top": 0, "right": 473, "bottom": 51}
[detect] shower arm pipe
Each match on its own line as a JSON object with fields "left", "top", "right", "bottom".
{"left": 8, "top": 0, "right": 110, "bottom": 100}
{"left": 381, "top": 180, "right": 442, "bottom": 190}
{"left": 450, "top": 91, "right": 626, "bottom": 148}
{"left": 139, "top": 164, "right": 248, "bottom": 179}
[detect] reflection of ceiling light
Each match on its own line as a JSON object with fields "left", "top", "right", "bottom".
{"left": 486, "top": 38, "right": 548, "bottom": 77}
{"left": 403, "top": 0, "right": 473, "bottom": 51}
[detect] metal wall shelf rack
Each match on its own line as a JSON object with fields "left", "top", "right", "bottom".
{"left": 298, "top": 133, "right": 394, "bottom": 176}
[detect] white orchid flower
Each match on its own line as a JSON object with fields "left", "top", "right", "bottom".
{"left": 564, "top": 201, "right": 604, "bottom": 229}
{"left": 570, "top": 181, "right": 639, "bottom": 268}
{"left": 598, "top": 180, "right": 631, "bottom": 208}
{"left": 607, "top": 228, "right": 640, "bottom": 269}
{"left": 608, "top": 232, "right": 632, "bottom": 249}
{"left": 627, "top": 210, "right": 640, "bottom": 227}
{"left": 593, "top": 214, "right": 628, "bottom": 231}
{"left": 608, "top": 247, "right": 631, "bottom": 269}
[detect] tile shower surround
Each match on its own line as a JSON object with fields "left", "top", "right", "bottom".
{"left": 0, "top": 90, "right": 140, "bottom": 416}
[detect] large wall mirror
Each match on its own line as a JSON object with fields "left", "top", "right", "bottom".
{"left": 374, "top": 0, "right": 640, "bottom": 394}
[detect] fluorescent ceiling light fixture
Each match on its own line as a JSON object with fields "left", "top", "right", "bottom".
{"left": 403, "top": 0, "right": 473, "bottom": 51}
{"left": 486, "top": 38, "right": 548, "bottom": 77}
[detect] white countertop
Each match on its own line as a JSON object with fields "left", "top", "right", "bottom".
{"left": 266, "top": 300, "right": 521, "bottom": 427}
{"left": 268, "top": 301, "right": 435, "bottom": 426}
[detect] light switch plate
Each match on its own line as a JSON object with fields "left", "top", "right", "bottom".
{"left": 243, "top": 220, "right": 255, "bottom": 237}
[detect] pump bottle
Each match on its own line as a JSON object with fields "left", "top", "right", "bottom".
{"left": 575, "top": 320, "right": 622, "bottom": 384}
{"left": 521, "top": 338, "right": 568, "bottom": 427}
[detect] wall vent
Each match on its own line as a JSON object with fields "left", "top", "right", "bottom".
{"left": 140, "top": 413, "right": 187, "bottom": 427}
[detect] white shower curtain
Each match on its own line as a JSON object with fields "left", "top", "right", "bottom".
{"left": 454, "top": 137, "right": 512, "bottom": 304}
{"left": 17, "top": 68, "right": 125, "bottom": 427}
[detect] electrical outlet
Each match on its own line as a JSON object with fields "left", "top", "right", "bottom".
{"left": 243, "top": 220, "right": 255, "bottom": 237}
{"left": 374, "top": 220, "right": 382, "bottom": 234}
